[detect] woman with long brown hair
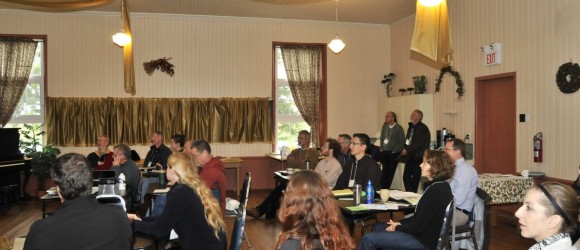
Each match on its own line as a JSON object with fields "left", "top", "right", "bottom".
{"left": 276, "top": 170, "right": 355, "bottom": 250}
{"left": 127, "top": 152, "right": 227, "bottom": 249}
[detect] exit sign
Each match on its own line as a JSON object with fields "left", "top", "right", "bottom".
{"left": 483, "top": 43, "right": 502, "bottom": 66}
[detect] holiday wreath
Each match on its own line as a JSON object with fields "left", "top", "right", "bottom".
{"left": 435, "top": 66, "right": 464, "bottom": 99}
{"left": 555, "top": 62, "right": 580, "bottom": 94}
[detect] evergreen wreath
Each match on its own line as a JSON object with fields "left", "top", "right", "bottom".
{"left": 435, "top": 66, "right": 464, "bottom": 99}
{"left": 555, "top": 62, "right": 580, "bottom": 94}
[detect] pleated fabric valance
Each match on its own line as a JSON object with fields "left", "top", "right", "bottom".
{"left": 46, "top": 97, "right": 273, "bottom": 147}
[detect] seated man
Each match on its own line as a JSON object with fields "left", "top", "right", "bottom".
{"left": 337, "top": 134, "right": 353, "bottom": 168}
{"left": 314, "top": 138, "right": 343, "bottom": 189}
{"left": 191, "top": 139, "right": 227, "bottom": 215}
{"left": 334, "top": 133, "right": 381, "bottom": 190}
{"left": 24, "top": 153, "right": 132, "bottom": 249}
{"left": 248, "top": 130, "right": 319, "bottom": 219}
{"left": 445, "top": 138, "right": 478, "bottom": 226}
{"left": 86, "top": 134, "right": 114, "bottom": 170}
{"left": 112, "top": 143, "right": 141, "bottom": 208}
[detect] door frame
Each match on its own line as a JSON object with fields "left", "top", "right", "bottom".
{"left": 474, "top": 72, "right": 517, "bottom": 173}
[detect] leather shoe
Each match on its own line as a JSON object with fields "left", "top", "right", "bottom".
{"left": 247, "top": 208, "right": 263, "bottom": 219}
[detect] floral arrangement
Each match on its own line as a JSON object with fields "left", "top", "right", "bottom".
{"left": 381, "top": 73, "right": 397, "bottom": 97}
{"left": 143, "top": 57, "right": 175, "bottom": 77}
{"left": 435, "top": 66, "right": 464, "bottom": 99}
{"left": 412, "top": 75, "right": 427, "bottom": 94}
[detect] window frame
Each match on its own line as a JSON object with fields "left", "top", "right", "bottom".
{"left": 271, "top": 42, "right": 327, "bottom": 150}
{"left": 2, "top": 34, "right": 47, "bottom": 126}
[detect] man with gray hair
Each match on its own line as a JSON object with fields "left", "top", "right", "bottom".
{"left": 400, "top": 109, "right": 431, "bottom": 193}
{"left": 112, "top": 143, "right": 141, "bottom": 207}
{"left": 24, "top": 153, "right": 132, "bottom": 249}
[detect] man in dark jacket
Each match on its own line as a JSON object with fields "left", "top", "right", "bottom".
{"left": 25, "top": 153, "right": 132, "bottom": 249}
{"left": 401, "top": 109, "right": 431, "bottom": 193}
{"left": 334, "top": 133, "right": 381, "bottom": 190}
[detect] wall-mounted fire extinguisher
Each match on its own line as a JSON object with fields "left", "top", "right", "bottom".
{"left": 534, "top": 132, "right": 543, "bottom": 163}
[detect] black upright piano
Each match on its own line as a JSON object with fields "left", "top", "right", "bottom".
{"left": 0, "top": 128, "right": 26, "bottom": 195}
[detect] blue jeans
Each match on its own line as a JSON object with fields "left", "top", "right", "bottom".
{"left": 358, "top": 223, "right": 426, "bottom": 250}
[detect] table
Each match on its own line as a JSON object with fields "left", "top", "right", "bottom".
{"left": 477, "top": 174, "right": 534, "bottom": 226}
{"left": 40, "top": 193, "right": 60, "bottom": 218}
{"left": 222, "top": 157, "right": 243, "bottom": 195}
{"left": 337, "top": 199, "right": 415, "bottom": 235}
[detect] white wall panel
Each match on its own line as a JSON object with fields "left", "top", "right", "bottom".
{"left": 391, "top": 0, "right": 580, "bottom": 180}
{"left": 0, "top": 10, "right": 390, "bottom": 156}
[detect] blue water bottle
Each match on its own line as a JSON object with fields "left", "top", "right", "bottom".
{"left": 366, "top": 180, "right": 374, "bottom": 204}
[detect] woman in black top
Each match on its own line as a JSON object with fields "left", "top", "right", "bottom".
{"left": 127, "top": 152, "right": 227, "bottom": 250}
{"left": 359, "top": 150, "right": 455, "bottom": 250}
{"left": 276, "top": 171, "right": 355, "bottom": 250}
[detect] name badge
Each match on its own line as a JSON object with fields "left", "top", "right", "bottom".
{"left": 147, "top": 161, "right": 152, "bottom": 167}
{"left": 348, "top": 179, "right": 355, "bottom": 188}
{"left": 383, "top": 139, "right": 389, "bottom": 144}
{"left": 406, "top": 139, "right": 410, "bottom": 145}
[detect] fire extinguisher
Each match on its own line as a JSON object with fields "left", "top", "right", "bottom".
{"left": 534, "top": 132, "right": 543, "bottom": 162}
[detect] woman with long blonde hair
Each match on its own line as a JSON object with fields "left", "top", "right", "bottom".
{"left": 128, "top": 152, "right": 227, "bottom": 249}
{"left": 276, "top": 170, "right": 355, "bottom": 250}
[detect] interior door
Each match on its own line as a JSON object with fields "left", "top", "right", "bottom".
{"left": 475, "top": 72, "right": 516, "bottom": 174}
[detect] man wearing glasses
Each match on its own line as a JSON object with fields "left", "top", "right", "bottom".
{"left": 334, "top": 133, "right": 381, "bottom": 190}
{"left": 445, "top": 138, "right": 478, "bottom": 226}
{"left": 378, "top": 111, "right": 406, "bottom": 189}
{"left": 337, "top": 134, "right": 353, "bottom": 168}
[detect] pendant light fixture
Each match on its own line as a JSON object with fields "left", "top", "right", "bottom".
{"left": 112, "top": 0, "right": 131, "bottom": 47}
{"left": 328, "top": 0, "right": 345, "bottom": 54}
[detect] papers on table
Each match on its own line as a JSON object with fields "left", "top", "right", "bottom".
{"left": 153, "top": 187, "right": 171, "bottom": 194}
{"left": 274, "top": 171, "right": 289, "bottom": 180}
{"left": 359, "top": 203, "right": 399, "bottom": 210}
{"left": 332, "top": 189, "right": 354, "bottom": 197}
{"left": 389, "top": 190, "right": 421, "bottom": 205}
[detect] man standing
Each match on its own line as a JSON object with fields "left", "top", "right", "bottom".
{"left": 24, "top": 153, "right": 132, "bottom": 249}
{"left": 191, "top": 140, "right": 227, "bottom": 215}
{"left": 334, "top": 133, "right": 381, "bottom": 190}
{"left": 337, "top": 134, "right": 353, "bottom": 168}
{"left": 445, "top": 138, "right": 478, "bottom": 226}
{"left": 401, "top": 109, "right": 431, "bottom": 193}
{"left": 112, "top": 144, "right": 141, "bottom": 207}
{"left": 87, "top": 135, "right": 114, "bottom": 170}
{"left": 248, "top": 130, "right": 318, "bottom": 219}
{"left": 143, "top": 131, "right": 173, "bottom": 170}
{"left": 314, "top": 138, "right": 343, "bottom": 189}
{"left": 378, "top": 112, "right": 406, "bottom": 189}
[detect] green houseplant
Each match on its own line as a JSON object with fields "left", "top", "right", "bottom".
{"left": 20, "top": 124, "right": 61, "bottom": 191}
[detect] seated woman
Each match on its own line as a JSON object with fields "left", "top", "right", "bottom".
{"left": 515, "top": 181, "right": 579, "bottom": 250}
{"left": 276, "top": 171, "right": 355, "bottom": 250}
{"left": 359, "top": 150, "right": 454, "bottom": 250}
{"left": 127, "top": 152, "right": 227, "bottom": 250}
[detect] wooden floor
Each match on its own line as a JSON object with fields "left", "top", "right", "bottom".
{"left": 0, "top": 190, "right": 535, "bottom": 249}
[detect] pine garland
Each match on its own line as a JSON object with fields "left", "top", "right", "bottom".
{"left": 435, "top": 66, "right": 464, "bottom": 99}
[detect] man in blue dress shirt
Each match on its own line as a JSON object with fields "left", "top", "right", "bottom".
{"left": 445, "top": 138, "right": 478, "bottom": 226}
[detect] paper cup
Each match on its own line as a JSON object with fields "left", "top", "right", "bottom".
{"left": 521, "top": 170, "right": 529, "bottom": 178}
{"left": 379, "top": 189, "right": 390, "bottom": 203}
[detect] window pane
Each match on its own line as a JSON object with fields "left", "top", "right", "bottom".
{"left": 275, "top": 48, "right": 287, "bottom": 80}
{"left": 276, "top": 121, "right": 310, "bottom": 152}
{"left": 276, "top": 85, "right": 301, "bottom": 116}
{"left": 13, "top": 82, "right": 41, "bottom": 117}
{"left": 30, "top": 43, "right": 43, "bottom": 76}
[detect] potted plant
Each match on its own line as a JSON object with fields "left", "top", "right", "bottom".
{"left": 381, "top": 73, "right": 397, "bottom": 97}
{"left": 20, "top": 124, "right": 61, "bottom": 194}
{"left": 412, "top": 75, "right": 427, "bottom": 94}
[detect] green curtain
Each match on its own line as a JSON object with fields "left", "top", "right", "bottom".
{"left": 46, "top": 97, "right": 273, "bottom": 146}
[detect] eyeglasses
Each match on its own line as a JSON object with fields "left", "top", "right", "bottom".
{"left": 444, "top": 148, "right": 456, "bottom": 151}
{"left": 351, "top": 142, "right": 364, "bottom": 146}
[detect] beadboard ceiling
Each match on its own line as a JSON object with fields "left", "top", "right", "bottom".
{"left": 0, "top": 0, "right": 416, "bottom": 25}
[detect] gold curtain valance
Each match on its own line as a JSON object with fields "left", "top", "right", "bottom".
{"left": 46, "top": 97, "right": 273, "bottom": 147}
{"left": 0, "top": 0, "right": 113, "bottom": 11}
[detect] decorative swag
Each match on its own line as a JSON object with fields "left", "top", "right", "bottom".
{"left": 46, "top": 97, "right": 273, "bottom": 147}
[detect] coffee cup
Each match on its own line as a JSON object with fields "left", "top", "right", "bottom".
{"left": 521, "top": 170, "right": 529, "bottom": 178}
{"left": 287, "top": 168, "right": 294, "bottom": 175}
{"left": 379, "top": 189, "right": 390, "bottom": 203}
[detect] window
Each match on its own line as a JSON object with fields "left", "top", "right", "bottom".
{"left": 274, "top": 46, "right": 310, "bottom": 152}
{"left": 5, "top": 39, "right": 45, "bottom": 137}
